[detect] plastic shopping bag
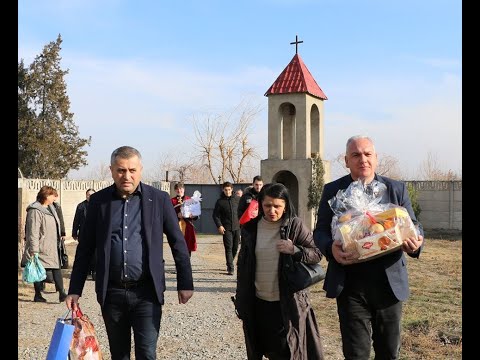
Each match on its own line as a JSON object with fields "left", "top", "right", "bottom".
{"left": 22, "top": 253, "right": 47, "bottom": 283}
{"left": 46, "top": 310, "right": 75, "bottom": 360}
{"left": 239, "top": 199, "right": 258, "bottom": 225}
{"left": 69, "top": 307, "right": 103, "bottom": 360}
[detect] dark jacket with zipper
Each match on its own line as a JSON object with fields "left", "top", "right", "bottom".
{"left": 212, "top": 193, "right": 240, "bottom": 231}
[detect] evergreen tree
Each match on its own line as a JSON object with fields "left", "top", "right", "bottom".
{"left": 406, "top": 182, "right": 422, "bottom": 219}
{"left": 18, "top": 34, "right": 90, "bottom": 179}
{"left": 307, "top": 153, "right": 326, "bottom": 227}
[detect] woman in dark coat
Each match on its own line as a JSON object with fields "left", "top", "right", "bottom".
{"left": 234, "top": 183, "right": 325, "bottom": 359}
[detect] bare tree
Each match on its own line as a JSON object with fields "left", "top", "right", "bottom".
{"left": 376, "top": 155, "right": 403, "bottom": 180}
{"left": 143, "top": 152, "right": 178, "bottom": 182}
{"left": 416, "top": 151, "right": 461, "bottom": 180}
{"left": 332, "top": 152, "right": 403, "bottom": 180}
{"left": 144, "top": 151, "right": 212, "bottom": 184}
{"left": 186, "top": 163, "right": 213, "bottom": 183}
{"left": 190, "top": 99, "right": 263, "bottom": 184}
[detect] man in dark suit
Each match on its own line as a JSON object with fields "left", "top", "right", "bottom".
{"left": 313, "top": 135, "right": 424, "bottom": 360}
{"left": 71, "top": 188, "right": 96, "bottom": 278}
{"left": 65, "top": 146, "right": 194, "bottom": 360}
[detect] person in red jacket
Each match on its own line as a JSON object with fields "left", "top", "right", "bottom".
{"left": 171, "top": 182, "right": 198, "bottom": 257}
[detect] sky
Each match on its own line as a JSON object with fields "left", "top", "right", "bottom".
{"left": 18, "top": 0, "right": 462, "bottom": 181}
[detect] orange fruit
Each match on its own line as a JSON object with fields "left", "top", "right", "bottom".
{"left": 369, "top": 223, "right": 384, "bottom": 234}
{"left": 378, "top": 236, "right": 391, "bottom": 250}
{"left": 383, "top": 219, "right": 395, "bottom": 229}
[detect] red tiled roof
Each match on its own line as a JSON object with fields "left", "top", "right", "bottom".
{"left": 264, "top": 54, "right": 327, "bottom": 100}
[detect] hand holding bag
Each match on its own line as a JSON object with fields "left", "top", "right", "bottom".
{"left": 239, "top": 199, "right": 259, "bottom": 225}
{"left": 46, "top": 310, "right": 75, "bottom": 360}
{"left": 281, "top": 219, "right": 326, "bottom": 293}
{"left": 22, "top": 253, "right": 47, "bottom": 283}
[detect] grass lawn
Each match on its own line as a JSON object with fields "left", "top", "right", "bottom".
{"left": 309, "top": 235, "right": 462, "bottom": 359}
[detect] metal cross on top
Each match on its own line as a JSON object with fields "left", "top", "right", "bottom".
{"left": 290, "top": 35, "right": 303, "bottom": 54}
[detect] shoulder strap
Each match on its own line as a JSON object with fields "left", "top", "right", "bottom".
{"left": 280, "top": 217, "right": 293, "bottom": 240}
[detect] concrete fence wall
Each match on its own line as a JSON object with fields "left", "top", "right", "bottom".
{"left": 18, "top": 179, "right": 462, "bottom": 255}
{"left": 17, "top": 179, "right": 169, "bottom": 266}
{"left": 17, "top": 179, "right": 170, "bottom": 242}
{"left": 405, "top": 180, "right": 462, "bottom": 231}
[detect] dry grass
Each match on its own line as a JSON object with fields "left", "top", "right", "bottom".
{"left": 309, "top": 236, "right": 462, "bottom": 360}
{"left": 19, "top": 236, "right": 461, "bottom": 358}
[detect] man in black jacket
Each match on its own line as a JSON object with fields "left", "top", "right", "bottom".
{"left": 72, "top": 188, "right": 96, "bottom": 278}
{"left": 212, "top": 181, "right": 240, "bottom": 275}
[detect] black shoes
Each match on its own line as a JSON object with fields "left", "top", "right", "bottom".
{"left": 59, "top": 291, "right": 68, "bottom": 302}
{"left": 33, "top": 294, "right": 47, "bottom": 303}
{"left": 227, "top": 270, "right": 234, "bottom": 275}
{"left": 34, "top": 292, "right": 67, "bottom": 302}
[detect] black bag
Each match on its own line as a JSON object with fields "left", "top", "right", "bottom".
{"left": 283, "top": 255, "right": 326, "bottom": 293}
{"left": 60, "top": 240, "right": 69, "bottom": 269}
{"left": 281, "top": 219, "right": 326, "bottom": 293}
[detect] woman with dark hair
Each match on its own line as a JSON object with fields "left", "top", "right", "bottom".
{"left": 234, "top": 183, "right": 325, "bottom": 359}
{"left": 22, "top": 185, "right": 67, "bottom": 302}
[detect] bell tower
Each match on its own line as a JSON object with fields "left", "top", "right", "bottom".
{"left": 261, "top": 36, "right": 330, "bottom": 228}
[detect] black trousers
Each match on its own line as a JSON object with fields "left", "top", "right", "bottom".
{"left": 253, "top": 297, "right": 290, "bottom": 360}
{"left": 102, "top": 280, "right": 161, "bottom": 360}
{"left": 337, "top": 269, "right": 402, "bottom": 360}
{"left": 35, "top": 268, "right": 64, "bottom": 294}
{"left": 223, "top": 229, "right": 240, "bottom": 272}
{"left": 89, "top": 249, "right": 97, "bottom": 273}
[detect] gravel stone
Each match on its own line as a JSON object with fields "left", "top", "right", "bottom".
{"left": 18, "top": 235, "right": 342, "bottom": 359}
{"left": 18, "top": 236, "right": 249, "bottom": 359}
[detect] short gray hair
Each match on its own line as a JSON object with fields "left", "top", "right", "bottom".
{"left": 345, "top": 135, "right": 375, "bottom": 153}
{"left": 110, "top": 146, "right": 142, "bottom": 165}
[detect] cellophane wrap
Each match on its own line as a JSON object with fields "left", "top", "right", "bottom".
{"left": 181, "top": 190, "right": 202, "bottom": 217}
{"left": 329, "top": 180, "right": 418, "bottom": 262}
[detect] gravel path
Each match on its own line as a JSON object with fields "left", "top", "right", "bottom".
{"left": 18, "top": 235, "right": 342, "bottom": 359}
{"left": 19, "top": 235, "right": 247, "bottom": 359}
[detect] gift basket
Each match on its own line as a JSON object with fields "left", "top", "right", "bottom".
{"left": 181, "top": 190, "right": 202, "bottom": 218}
{"left": 329, "top": 180, "right": 418, "bottom": 262}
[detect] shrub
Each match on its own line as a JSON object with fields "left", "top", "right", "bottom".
{"left": 406, "top": 182, "right": 422, "bottom": 219}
